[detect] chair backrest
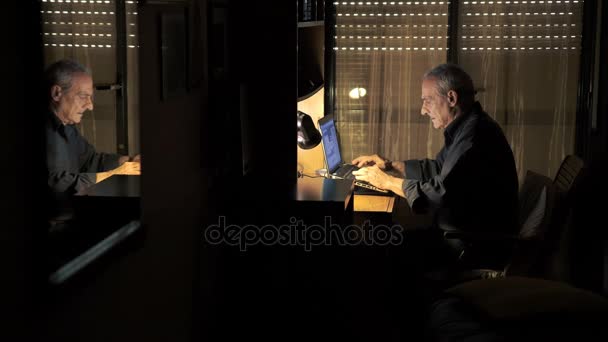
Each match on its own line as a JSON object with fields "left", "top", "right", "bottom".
{"left": 505, "top": 170, "right": 559, "bottom": 276}
{"left": 542, "top": 155, "right": 585, "bottom": 282}
{"left": 507, "top": 155, "right": 585, "bottom": 280}
{"left": 553, "top": 154, "right": 584, "bottom": 199}
{"left": 517, "top": 170, "right": 558, "bottom": 241}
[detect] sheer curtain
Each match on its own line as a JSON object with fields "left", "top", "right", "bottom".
{"left": 334, "top": 2, "right": 450, "bottom": 164}
{"left": 456, "top": 0, "right": 583, "bottom": 180}
{"left": 333, "top": 1, "right": 584, "bottom": 181}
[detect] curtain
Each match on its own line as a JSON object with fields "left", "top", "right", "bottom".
{"left": 457, "top": 1, "right": 583, "bottom": 181}
{"left": 333, "top": 1, "right": 584, "bottom": 181}
{"left": 334, "top": 2, "right": 450, "bottom": 164}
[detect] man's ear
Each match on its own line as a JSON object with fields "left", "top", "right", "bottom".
{"left": 51, "top": 85, "right": 62, "bottom": 102}
{"left": 447, "top": 90, "right": 458, "bottom": 107}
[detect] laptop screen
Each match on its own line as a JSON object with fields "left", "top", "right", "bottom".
{"left": 318, "top": 116, "right": 342, "bottom": 173}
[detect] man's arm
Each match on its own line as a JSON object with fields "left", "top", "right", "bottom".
{"left": 117, "top": 154, "right": 142, "bottom": 165}
{"left": 95, "top": 162, "right": 141, "bottom": 183}
{"left": 402, "top": 147, "right": 471, "bottom": 213}
{"left": 352, "top": 166, "right": 406, "bottom": 197}
{"left": 399, "top": 146, "right": 447, "bottom": 181}
{"left": 118, "top": 155, "right": 130, "bottom": 165}
{"left": 80, "top": 139, "right": 120, "bottom": 172}
{"left": 81, "top": 138, "right": 142, "bottom": 175}
{"left": 352, "top": 154, "right": 407, "bottom": 177}
{"left": 386, "top": 160, "right": 406, "bottom": 177}
{"left": 49, "top": 162, "right": 140, "bottom": 195}
{"left": 385, "top": 175, "right": 406, "bottom": 198}
{"left": 48, "top": 170, "right": 96, "bottom": 194}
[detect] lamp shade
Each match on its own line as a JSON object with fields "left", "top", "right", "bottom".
{"left": 297, "top": 111, "right": 322, "bottom": 149}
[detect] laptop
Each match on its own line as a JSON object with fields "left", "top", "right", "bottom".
{"left": 318, "top": 115, "right": 390, "bottom": 195}
{"left": 318, "top": 114, "right": 359, "bottom": 179}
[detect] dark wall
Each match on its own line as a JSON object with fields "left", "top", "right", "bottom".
{"left": 200, "top": 1, "right": 299, "bottom": 341}
{"left": 570, "top": 0, "right": 608, "bottom": 294}
{"left": 0, "top": 1, "right": 45, "bottom": 340}
{"left": 595, "top": 0, "right": 608, "bottom": 295}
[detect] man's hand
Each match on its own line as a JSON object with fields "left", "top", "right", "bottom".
{"left": 352, "top": 165, "right": 406, "bottom": 198}
{"left": 118, "top": 154, "right": 142, "bottom": 165}
{"left": 352, "top": 154, "right": 390, "bottom": 169}
{"left": 113, "top": 161, "right": 141, "bottom": 175}
{"left": 352, "top": 165, "right": 391, "bottom": 188}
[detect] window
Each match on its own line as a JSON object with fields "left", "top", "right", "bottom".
{"left": 41, "top": 0, "right": 139, "bottom": 155}
{"left": 331, "top": 1, "right": 584, "bottom": 178}
{"left": 333, "top": 1, "right": 450, "bottom": 162}
{"left": 457, "top": 0, "right": 584, "bottom": 178}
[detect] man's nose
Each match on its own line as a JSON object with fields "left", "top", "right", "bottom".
{"left": 86, "top": 99, "right": 93, "bottom": 111}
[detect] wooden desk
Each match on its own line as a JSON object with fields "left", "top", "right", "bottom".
{"left": 354, "top": 194, "right": 396, "bottom": 212}
{"left": 75, "top": 175, "right": 140, "bottom": 220}
{"left": 293, "top": 177, "right": 354, "bottom": 229}
{"left": 296, "top": 177, "right": 354, "bottom": 212}
{"left": 76, "top": 174, "right": 140, "bottom": 198}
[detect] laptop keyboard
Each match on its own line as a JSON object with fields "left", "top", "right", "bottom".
{"left": 332, "top": 165, "right": 390, "bottom": 193}
{"left": 335, "top": 164, "right": 359, "bottom": 179}
{"left": 354, "top": 180, "right": 389, "bottom": 193}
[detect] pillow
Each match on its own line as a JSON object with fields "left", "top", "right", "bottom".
{"left": 517, "top": 171, "right": 557, "bottom": 240}
{"left": 446, "top": 277, "right": 608, "bottom": 322}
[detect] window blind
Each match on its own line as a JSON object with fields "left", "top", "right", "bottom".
{"left": 332, "top": 2, "right": 450, "bottom": 161}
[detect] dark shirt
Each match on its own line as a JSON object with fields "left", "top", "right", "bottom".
{"left": 402, "top": 102, "right": 519, "bottom": 234}
{"left": 46, "top": 112, "right": 120, "bottom": 195}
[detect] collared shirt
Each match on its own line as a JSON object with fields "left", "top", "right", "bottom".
{"left": 402, "top": 102, "right": 519, "bottom": 234}
{"left": 46, "top": 112, "right": 120, "bottom": 194}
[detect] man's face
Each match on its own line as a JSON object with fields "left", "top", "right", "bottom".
{"left": 52, "top": 73, "right": 94, "bottom": 125}
{"left": 420, "top": 78, "right": 456, "bottom": 129}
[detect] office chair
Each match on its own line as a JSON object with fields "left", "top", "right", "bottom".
{"left": 441, "top": 155, "right": 585, "bottom": 283}
{"left": 535, "top": 154, "right": 585, "bottom": 281}
{"left": 434, "top": 170, "right": 559, "bottom": 284}
{"left": 508, "top": 155, "right": 585, "bottom": 280}
{"left": 424, "top": 157, "right": 593, "bottom": 340}
{"left": 553, "top": 154, "right": 585, "bottom": 198}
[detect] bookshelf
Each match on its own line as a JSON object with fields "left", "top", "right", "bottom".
{"left": 298, "top": 0, "right": 325, "bottom": 22}
{"left": 298, "top": 0, "right": 325, "bottom": 100}
{"left": 298, "top": 20, "right": 324, "bottom": 28}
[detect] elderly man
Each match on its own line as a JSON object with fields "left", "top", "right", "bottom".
{"left": 352, "top": 64, "right": 518, "bottom": 261}
{"left": 45, "top": 59, "right": 140, "bottom": 196}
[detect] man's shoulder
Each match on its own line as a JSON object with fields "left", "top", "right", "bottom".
{"left": 453, "top": 107, "right": 507, "bottom": 149}
{"left": 451, "top": 109, "right": 481, "bottom": 141}
{"left": 467, "top": 106, "right": 504, "bottom": 136}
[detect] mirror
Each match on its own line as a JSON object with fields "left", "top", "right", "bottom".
{"left": 41, "top": 0, "right": 143, "bottom": 284}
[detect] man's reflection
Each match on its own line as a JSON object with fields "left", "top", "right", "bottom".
{"left": 45, "top": 59, "right": 140, "bottom": 229}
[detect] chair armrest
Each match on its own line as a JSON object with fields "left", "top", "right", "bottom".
{"left": 443, "top": 230, "right": 520, "bottom": 242}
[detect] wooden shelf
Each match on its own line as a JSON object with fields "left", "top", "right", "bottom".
{"left": 298, "top": 20, "right": 324, "bottom": 28}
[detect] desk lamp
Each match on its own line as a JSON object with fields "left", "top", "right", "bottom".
{"left": 297, "top": 110, "right": 321, "bottom": 149}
